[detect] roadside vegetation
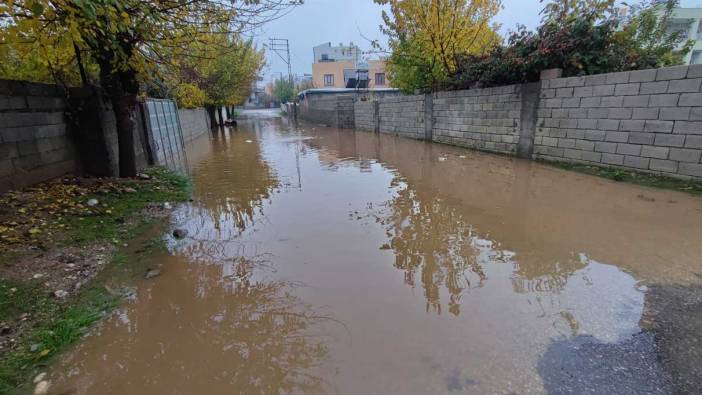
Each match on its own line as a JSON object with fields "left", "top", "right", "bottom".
{"left": 0, "top": 1, "right": 300, "bottom": 176}
{"left": 541, "top": 161, "right": 702, "bottom": 196}
{"left": 0, "top": 168, "right": 189, "bottom": 394}
{"left": 376, "top": 0, "right": 690, "bottom": 93}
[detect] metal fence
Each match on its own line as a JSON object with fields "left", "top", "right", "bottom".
{"left": 140, "top": 98, "right": 189, "bottom": 173}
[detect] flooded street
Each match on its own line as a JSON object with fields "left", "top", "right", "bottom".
{"left": 49, "top": 110, "right": 702, "bottom": 394}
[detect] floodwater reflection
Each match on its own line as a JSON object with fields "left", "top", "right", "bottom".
{"left": 48, "top": 115, "right": 702, "bottom": 394}
{"left": 177, "top": 127, "right": 279, "bottom": 263}
{"left": 191, "top": 126, "right": 278, "bottom": 236}
{"left": 49, "top": 252, "right": 332, "bottom": 395}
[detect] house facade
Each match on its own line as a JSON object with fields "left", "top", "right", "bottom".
{"left": 667, "top": 6, "right": 702, "bottom": 65}
{"left": 311, "top": 42, "right": 389, "bottom": 88}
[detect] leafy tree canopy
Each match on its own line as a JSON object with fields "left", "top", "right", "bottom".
{"left": 0, "top": 0, "right": 299, "bottom": 176}
{"left": 375, "top": 0, "right": 503, "bottom": 93}
{"left": 273, "top": 78, "right": 294, "bottom": 104}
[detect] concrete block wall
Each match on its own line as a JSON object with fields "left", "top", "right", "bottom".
{"left": 0, "top": 80, "right": 77, "bottom": 191}
{"left": 178, "top": 107, "right": 210, "bottom": 142}
{"left": 337, "top": 95, "right": 355, "bottom": 129}
{"left": 378, "top": 95, "right": 425, "bottom": 139}
{"left": 534, "top": 64, "right": 702, "bottom": 180}
{"left": 432, "top": 85, "right": 523, "bottom": 155}
{"left": 354, "top": 100, "right": 375, "bottom": 131}
{"left": 304, "top": 65, "right": 702, "bottom": 181}
{"left": 298, "top": 93, "right": 341, "bottom": 127}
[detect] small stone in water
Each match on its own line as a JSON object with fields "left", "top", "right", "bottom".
{"left": 172, "top": 228, "right": 188, "bottom": 239}
{"left": 163, "top": 202, "right": 172, "bottom": 210}
{"left": 33, "top": 372, "right": 46, "bottom": 383}
{"left": 87, "top": 198, "right": 99, "bottom": 207}
{"left": 53, "top": 290, "right": 68, "bottom": 299}
{"left": 34, "top": 380, "right": 50, "bottom": 395}
{"left": 145, "top": 269, "right": 161, "bottom": 279}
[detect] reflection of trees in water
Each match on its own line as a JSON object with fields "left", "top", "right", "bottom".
{"left": 191, "top": 130, "right": 279, "bottom": 236}
{"left": 509, "top": 253, "right": 587, "bottom": 294}
{"left": 198, "top": 256, "right": 332, "bottom": 394}
{"left": 177, "top": 130, "right": 279, "bottom": 263}
{"left": 374, "top": 179, "right": 495, "bottom": 316}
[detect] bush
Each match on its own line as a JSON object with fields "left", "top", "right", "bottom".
{"left": 445, "top": 0, "right": 691, "bottom": 90}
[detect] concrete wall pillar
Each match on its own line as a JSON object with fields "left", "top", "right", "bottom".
{"left": 424, "top": 94, "right": 433, "bottom": 141}
{"left": 373, "top": 100, "right": 380, "bottom": 134}
{"left": 516, "top": 82, "right": 541, "bottom": 159}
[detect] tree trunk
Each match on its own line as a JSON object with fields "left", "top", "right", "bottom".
{"left": 225, "top": 106, "right": 231, "bottom": 119}
{"left": 98, "top": 57, "right": 138, "bottom": 178}
{"left": 206, "top": 105, "right": 217, "bottom": 128}
{"left": 216, "top": 107, "right": 224, "bottom": 127}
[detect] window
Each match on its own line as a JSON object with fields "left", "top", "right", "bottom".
{"left": 375, "top": 73, "right": 386, "bottom": 86}
{"left": 321, "top": 54, "right": 329, "bottom": 61}
{"left": 324, "top": 74, "right": 334, "bottom": 86}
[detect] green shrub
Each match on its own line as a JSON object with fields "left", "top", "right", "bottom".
{"left": 445, "top": 0, "right": 692, "bottom": 90}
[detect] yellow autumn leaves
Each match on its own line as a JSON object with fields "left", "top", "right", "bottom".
{"left": 376, "top": 0, "right": 502, "bottom": 92}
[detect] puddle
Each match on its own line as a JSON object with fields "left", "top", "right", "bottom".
{"left": 48, "top": 115, "right": 702, "bottom": 394}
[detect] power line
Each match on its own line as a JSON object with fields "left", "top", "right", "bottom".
{"left": 268, "top": 38, "right": 292, "bottom": 86}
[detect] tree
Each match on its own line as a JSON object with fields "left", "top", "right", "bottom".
{"left": 374, "top": 0, "right": 502, "bottom": 93}
{"left": 273, "top": 78, "right": 294, "bottom": 104}
{"left": 1, "top": 0, "right": 300, "bottom": 176}
{"left": 158, "top": 29, "right": 265, "bottom": 126}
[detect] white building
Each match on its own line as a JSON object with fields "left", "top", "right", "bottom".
{"left": 312, "top": 42, "right": 361, "bottom": 63}
{"left": 667, "top": 6, "right": 702, "bottom": 64}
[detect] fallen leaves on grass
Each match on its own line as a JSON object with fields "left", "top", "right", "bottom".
{"left": 0, "top": 177, "right": 153, "bottom": 250}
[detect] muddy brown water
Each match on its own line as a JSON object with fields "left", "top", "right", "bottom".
{"left": 49, "top": 112, "right": 702, "bottom": 394}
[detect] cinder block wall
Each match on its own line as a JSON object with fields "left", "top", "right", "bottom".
{"left": 337, "top": 95, "right": 355, "bottom": 129}
{"left": 299, "top": 93, "right": 340, "bottom": 126}
{"left": 535, "top": 65, "right": 702, "bottom": 179}
{"left": 178, "top": 108, "right": 210, "bottom": 142}
{"left": 300, "top": 65, "right": 702, "bottom": 181}
{"left": 379, "top": 95, "right": 426, "bottom": 139}
{"left": 0, "top": 78, "right": 212, "bottom": 192}
{"left": 0, "top": 80, "right": 77, "bottom": 191}
{"left": 432, "top": 85, "right": 523, "bottom": 154}
{"left": 354, "top": 100, "right": 375, "bottom": 131}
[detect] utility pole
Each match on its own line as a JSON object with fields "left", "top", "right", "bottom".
{"left": 268, "top": 38, "right": 293, "bottom": 86}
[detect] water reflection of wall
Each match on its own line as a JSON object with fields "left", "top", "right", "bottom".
{"left": 299, "top": 126, "right": 702, "bottom": 286}
{"left": 302, "top": 128, "right": 589, "bottom": 315}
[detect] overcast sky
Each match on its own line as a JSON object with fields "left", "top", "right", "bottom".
{"left": 250, "top": 0, "right": 701, "bottom": 83}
